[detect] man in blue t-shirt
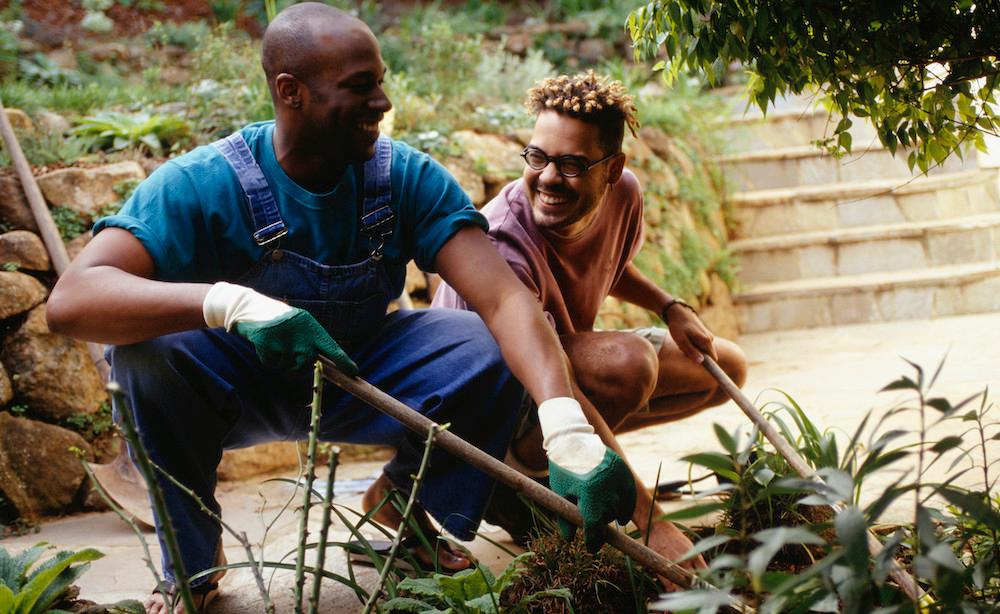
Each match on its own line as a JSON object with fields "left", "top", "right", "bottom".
{"left": 48, "top": 4, "right": 643, "bottom": 612}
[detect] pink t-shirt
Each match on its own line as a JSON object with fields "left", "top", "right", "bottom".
{"left": 432, "top": 170, "right": 645, "bottom": 334}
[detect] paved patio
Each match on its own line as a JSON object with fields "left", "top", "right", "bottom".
{"left": 3, "top": 311, "right": 998, "bottom": 609}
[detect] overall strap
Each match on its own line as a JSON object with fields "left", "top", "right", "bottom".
{"left": 358, "top": 136, "right": 394, "bottom": 260}
{"left": 213, "top": 132, "right": 288, "bottom": 247}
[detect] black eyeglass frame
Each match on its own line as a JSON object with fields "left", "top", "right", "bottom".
{"left": 520, "top": 146, "right": 619, "bottom": 178}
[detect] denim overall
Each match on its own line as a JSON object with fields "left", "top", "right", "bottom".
{"left": 110, "top": 132, "right": 523, "bottom": 586}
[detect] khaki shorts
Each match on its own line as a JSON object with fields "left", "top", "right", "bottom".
{"left": 620, "top": 326, "right": 668, "bottom": 353}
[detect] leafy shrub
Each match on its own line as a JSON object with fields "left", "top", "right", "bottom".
{"left": 145, "top": 19, "right": 211, "bottom": 51}
{"left": 385, "top": 552, "right": 571, "bottom": 613}
{"left": 656, "top": 359, "right": 1000, "bottom": 612}
{"left": 70, "top": 110, "right": 192, "bottom": 156}
{"left": 49, "top": 207, "right": 88, "bottom": 242}
{"left": 0, "top": 543, "right": 108, "bottom": 614}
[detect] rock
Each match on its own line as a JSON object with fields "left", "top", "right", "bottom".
{"left": 0, "top": 362, "right": 12, "bottom": 407}
{"left": 0, "top": 270, "right": 47, "bottom": 320}
{"left": 161, "top": 65, "right": 191, "bottom": 87}
{"left": 36, "top": 162, "right": 146, "bottom": 218}
{"left": 86, "top": 42, "right": 129, "bottom": 62}
{"left": 66, "top": 232, "right": 92, "bottom": 263}
{"left": 699, "top": 274, "right": 740, "bottom": 340}
{"left": 3, "top": 109, "right": 34, "bottom": 133}
{"left": 0, "top": 413, "right": 93, "bottom": 518}
{"left": 34, "top": 110, "right": 71, "bottom": 135}
{"left": 638, "top": 126, "right": 673, "bottom": 160}
{"left": 3, "top": 305, "right": 106, "bottom": 421}
{"left": 0, "top": 171, "right": 39, "bottom": 232}
{"left": 0, "top": 231, "right": 50, "bottom": 271}
{"left": 441, "top": 156, "right": 486, "bottom": 206}
{"left": 452, "top": 131, "right": 523, "bottom": 186}
{"left": 217, "top": 442, "right": 301, "bottom": 481}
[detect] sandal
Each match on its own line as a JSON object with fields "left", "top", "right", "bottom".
{"left": 149, "top": 579, "right": 220, "bottom": 613}
{"left": 345, "top": 534, "right": 474, "bottom": 575}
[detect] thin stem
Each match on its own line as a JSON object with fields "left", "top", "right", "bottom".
{"left": 149, "top": 459, "right": 274, "bottom": 613}
{"left": 294, "top": 362, "right": 325, "bottom": 614}
{"left": 309, "top": 446, "right": 340, "bottom": 613}
{"left": 361, "top": 424, "right": 442, "bottom": 614}
{"left": 109, "top": 382, "right": 195, "bottom": 614}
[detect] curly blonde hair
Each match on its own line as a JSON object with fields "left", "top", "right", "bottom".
{"left": 524, "top": 70, "right": 639, "bottom": 154}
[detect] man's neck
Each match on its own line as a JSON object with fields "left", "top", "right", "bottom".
{"left": 272, "top": 125, "right": 347, "bottom": 194}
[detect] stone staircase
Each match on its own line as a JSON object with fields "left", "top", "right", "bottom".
{"left": 719, "top": 99, "right": 1000, "bottom": 333}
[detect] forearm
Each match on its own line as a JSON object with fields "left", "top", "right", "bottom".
{"left": 48, "top": 265, "right": 209, "bottom": 345}
{"left": 478, "top": 286, "right": 574, "bottom": 403}
{"left": 610, "top": 264, "right": 671, "bottom": 314}
{"left": 573, "top": 379, "right": 661, "bottom": 528}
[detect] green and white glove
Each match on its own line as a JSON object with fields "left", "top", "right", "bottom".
{"left": 203, "top": 281, "right": 358, "bottom": 374}
{"left": 540, "top": 397, "right": 637, "bottom": 552}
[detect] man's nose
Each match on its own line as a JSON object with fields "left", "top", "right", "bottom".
{"left": 539, "top": 159, "right": 563, "bottom": 184}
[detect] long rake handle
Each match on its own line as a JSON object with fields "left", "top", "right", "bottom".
{"left": 319, "top": 357, "right": 753, "bottom": 613}
{"left": 0, "top": 97, "right": 109, "bottom": 380}
{"left": 701, "top": 354, "right": 923, "bottom": 602}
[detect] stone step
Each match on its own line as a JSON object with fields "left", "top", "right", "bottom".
{"left": 717, "top": 143, "right": 978, "bottom": 191}
{"left": 732, "top": 170, "right": 1000, "bottom": 239}
{"left": 736, "top": 262, "right": 1000, "bottom": 332}
{"left": 732, "top": 212, "right": 1000, "bottom": 284}
{"left": 720, "top": 107, "right": 880, "bottom": 154}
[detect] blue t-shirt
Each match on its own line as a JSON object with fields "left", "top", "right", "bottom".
{"left": 94, "top": 121, "right": 486, "bottom": 282}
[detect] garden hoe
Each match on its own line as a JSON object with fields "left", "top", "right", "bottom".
{"left": 0, "top": 96, "right": 155, "bottom": 527}
{"left": 699, "top": 354, "right": 925, "bottom": 603}
{"left": 318, "top": 356, "right": 756, "bottom": 613}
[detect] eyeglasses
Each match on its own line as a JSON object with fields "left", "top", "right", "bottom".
{"left": 520, "top": 146, "right": 618, "bottom": 178}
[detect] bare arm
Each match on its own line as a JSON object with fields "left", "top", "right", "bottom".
{"left": 435, "top": 226, "right": 572, "bottom": 402}
{"left": 612, "top": 263, "right": 717, "bottom": 362}
{"left": 46, "top": 228, "right": 210, "bottom": 344}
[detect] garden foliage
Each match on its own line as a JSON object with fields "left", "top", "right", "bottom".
{"left": 628, "top": 0, "right": 999, "bottom": 172}
{"left": 657, "top": 358, "right": 1000, "bottom": 612}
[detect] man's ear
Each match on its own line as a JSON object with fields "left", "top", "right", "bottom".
{"left": 607, "top": 152, "right": 626, "bottom": 185}
{"left": 274, "top": 73, "right": 304, "bottom": 109}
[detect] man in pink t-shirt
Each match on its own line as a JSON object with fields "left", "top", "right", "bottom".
{"left": 434, "top": 72, "right": 747, "bottom": 568}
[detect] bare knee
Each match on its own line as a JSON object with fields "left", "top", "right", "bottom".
{"left": 716, "top": 339, "right": 748, "bottom": 388}
{"left": 567, "top": 333, "right": 658, "bottom": 425}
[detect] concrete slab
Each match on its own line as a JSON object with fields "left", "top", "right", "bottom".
{"left": 2, "top": 313, "right": 998, "bottom": 608}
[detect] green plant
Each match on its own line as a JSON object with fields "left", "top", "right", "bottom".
{"left": 0, "top": 127, "right": 90, "bottom": 169}
{"left": 49, "top": 207, "right": 88, "bottom": 242}
{"left": 385, "top": 552, "right": 571, "bottom": 614}
{"left": 64, "top": 403, "right": 115, "bottom": 439}
{"left": 628, "top": 0, "right": 999, "bottom": 173}
{"left": 70, "top": 111, "right": 192, "bottom": 156}
{"left": 8, "top": 404, "right": 27, "bottom": 417}
{"left": 0, "top": 543, "right": 108, "bottom": 614}
{"left": 0, "top": 19, "right": 20, "bottom": 81}
{"left": 653, "top": 359, "right": 1000, "bottom": 612}
{"left": 145, "top": 19, "right": 211, "bottom": 51}
{"left": 16, "top": 53, "right": 82, "bottom": 87}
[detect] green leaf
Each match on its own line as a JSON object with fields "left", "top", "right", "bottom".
{"left": 15, "top": 548, "right": 103, "bottom": 614}
{"left": 660, "top": 501, "right": 726, "bottom": 521}
{"left": 396, "top": 577, "right": 447, "bottom": 600}
{"left": 749, "top": 527, "right": 824, "bottom": 589}
{"left": 381, "top": 597, "right": 438, "bottom": 612}
{"left": 680, "top": 452, "right": 739, "bottom": 481}
{"left": 0, "top": 584, "right": 15, "bottom": 613}
{"left": 713, "top": 423, "right": 738, "bottom": 455}
{"left": 880, "top": 376, "right": 918, "bottom": 392}
{"left": 930, "top": 435, "right": 963, "bottom": 453}
{"left": 834, "top": 506, "right": 868, "bottom": 573}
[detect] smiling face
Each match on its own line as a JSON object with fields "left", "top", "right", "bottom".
{"left": 299, "top": 26, "right": 391, "bottom": 164}
{"left": 523, "top": 110, "right": 624, "bottom": 238}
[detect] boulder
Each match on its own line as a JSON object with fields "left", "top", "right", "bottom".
{"left": 0, "top": 231, "right": 50, "bottom": 271}
{"left": 3, "top": 305, "right": 106, "bottom": 421}
{"left": 577, "top": 38, "right": 611, "bottom": 65}
{"left": 36, "top": 161, "right": 146, "bottom": 218}
{"left": 0, "top": 413, "right": 93, "bottom": 518}
{"left": 0, "top": 270, "right": 47, "bottom": 320}
{"left": 34, "top": 110, "right": 71, "bottom": 135}
{"left": 217, "top": 442, "right": 301, "bottom": 481}
{"left": 700, "top": 274, "right": 740, "bottom": 340}
{"left": 452, "top": 131, "right": 523, "bottom": 187}
{"left": 0, "top": 171, "right": 39, "bottom": 232}
{"left": 0, "top": 362, "right": 11, "bottom": 407}
{"left": 3, "top": 109, "right": 34, "bottom": 133}
{"left": 441, "top": 156, "right": 486, "bottom": 206}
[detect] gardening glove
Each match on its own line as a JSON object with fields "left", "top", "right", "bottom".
{"left": 539, "top": 397, "right": 637, "bottom": 552}
{"left": 203, "top": 281, "right": 358, "bottom": 374}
